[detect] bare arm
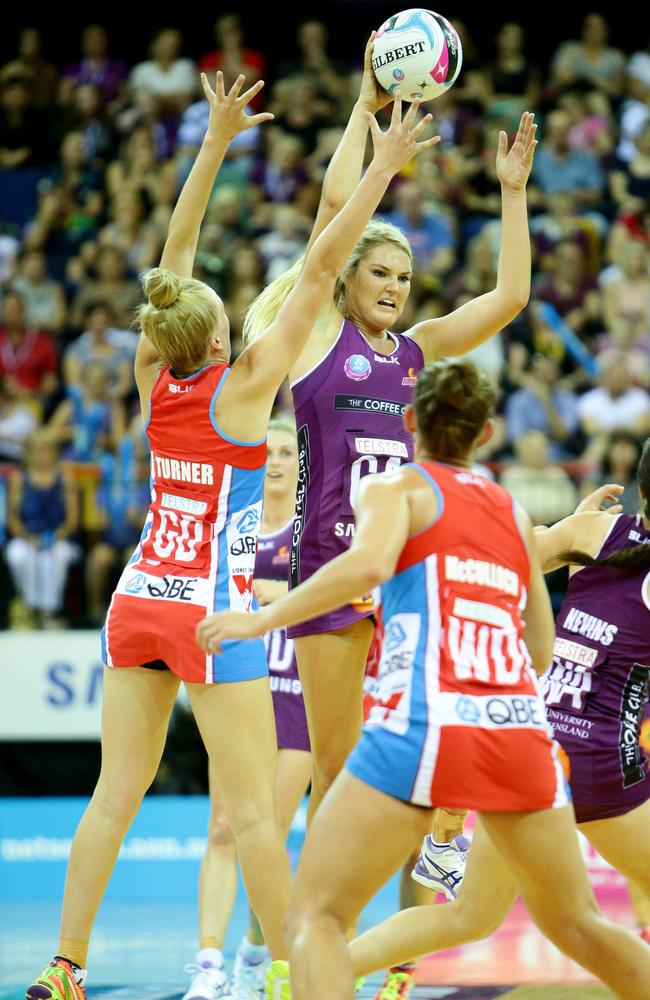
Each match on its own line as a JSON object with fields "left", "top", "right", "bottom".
{"left": 6, "top": 472, "right": 27, "bottom": 538}
{"left": 55, "top": 475, "right": 79, "bottom": 540}
{"left": 408, "top": 113, "right": 537, "bottom": 363}
{"left": 515, "top": 504, "right": 555, "bottom": 675}
{"left": 219, "top": 98, "right": 440, "bottom": 440}
{"left": 534, "top": 510, "right": 614, "bottom": 573}
{"left": 197, "top": 473, "right": 413, "bottom": 652}
{"left": 306, "top": 34, "right": 392, "bottom": 252}
{"left": 134, "top": 72, "right": 274, "bottom": 389}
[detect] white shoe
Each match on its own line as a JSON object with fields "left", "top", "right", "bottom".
{"left": 411, "top": 834, "right": 470, "bottom": 900}
{"left": 183, "top": 948, "right": 231, "bottom": 1000}
{"left": 231, "top": 959, "right": 268, "bottom": 999}
{"left": 231, "top": 939, "right": 269, "bottom": 999}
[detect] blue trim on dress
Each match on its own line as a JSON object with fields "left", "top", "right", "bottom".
{"left": 209, "top": 368, "right": 266, "bottom": 447}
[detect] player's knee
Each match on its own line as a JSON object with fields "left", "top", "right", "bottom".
{"left": 534, "top": 901, "right": 601, "bottom": 960}
{"left": 226, "top": 799, "right": 276, "bottom": 840}
{"left": 286, "top": 900, "right": 341, "bottom": 949}
{"left": 92, "top": 781, "right": 146, "bottom": 825}
{"left": 311, "top": 747, "right": 351, "bottom": 794}
{"left": 207, "top": 813, "right": 235, "bottom": 850}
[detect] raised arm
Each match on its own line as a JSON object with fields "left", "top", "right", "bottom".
{"left": 306, "top": 34, "right": 392, "bottom": 252}
{"left": 134, "top": 73, "right": 273, "bottom": 379}
{"left": 196, "top": 473, "right": 412, "bottom": 653}
{"left": 408, "top": 112, "right": 538, "bottom": 363}
{"left": 220, "top": 98, "right": 440, "bottom": 439}
{"left": 534, "top": 510, "right": 614, "bottom": 574}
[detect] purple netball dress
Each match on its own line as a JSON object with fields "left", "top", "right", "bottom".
{"left": 541, "top": 514, "right": 650, "bottom": 822}
{"left": 289, "top": 318, "right": 424, "bottom": 638}
{"left": 256, "top": 522, "right": 310, "bottom": 752}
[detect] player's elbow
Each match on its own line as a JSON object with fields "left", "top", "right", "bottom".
{"left": 527, "top": 636, "right": 554, "bottom": 676}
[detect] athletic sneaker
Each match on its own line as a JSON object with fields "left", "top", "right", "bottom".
{"left": 264, "top": 961, "right": 291, "bottom": 1000}
{"left": 183, "top": 948, "right": 231, "bottom": 1000}
{"left": 231, "top": 959, "right": 268, "bottom": 999}
{"left": 26, "top": 958, "right": 87, "bottom": 1000}
{"left": 411, "top": 834, "right": 470, "bottom": 900}
{"left": 373, "top": 966, "right": 417, "bottom": 998}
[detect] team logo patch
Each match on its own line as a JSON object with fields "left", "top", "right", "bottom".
{"left": 237, "top": 509, "right": 260, "bottom": 534}
{"left": 455, "top": 695, "right": 481, "bottom": 724}
{"left": 402, "top": 366, "right": 418, "bottom": 386}
{"left": 125, "top": 573, "right": 147, "bottom": 594}
{"left": 344, "top": 354, "right": 372, "bottom": 381}
{"left": 386, "top": 620, "right": 407, "bottom": 651}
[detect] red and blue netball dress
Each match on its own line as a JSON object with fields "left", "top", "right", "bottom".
{"left": 289, "top": 319, "right": 424, "bottom": 638}
{"left": 542, "top": 514, "right": 650, "bottom": 822}
{"left": 256, "top": 522, "right": 310, "bottom": 751}
{"left": 102, "top": 363, "right": 268, "bottom": 684}
{"left": 347, "top": 461, "right": 568, "bottom": 811}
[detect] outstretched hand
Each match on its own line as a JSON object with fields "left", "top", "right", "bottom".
{"left": 202, "top": 71, "right": 274, "bottom": 141}
{"left": 358, "top": 31, "right": 393, "bottom": 113}
{"left": 496, "top": 111, "right": 538, "bottom": 193}
{"left": 575, "top": 483, "right": 624, "bottom": 516}
{"left": 366, "top": 93, "right": 440, "bottom": 175}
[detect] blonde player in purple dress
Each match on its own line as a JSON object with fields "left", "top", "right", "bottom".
{"left": 243, "top": 38, "right": 538, "bottom": 838}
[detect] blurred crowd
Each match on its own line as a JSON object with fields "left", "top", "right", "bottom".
{"left": 1, "top": 12, "right": 650, "bottom": 628}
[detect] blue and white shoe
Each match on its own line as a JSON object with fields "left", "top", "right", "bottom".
{"left": 231, "top": 939, "right": 270, "bottom": 998}
{"left": 183, "top": 948, "right": 231, "bottom": 1000}
{"left": 411, "top": 834, "right": 470, "bottom": 900}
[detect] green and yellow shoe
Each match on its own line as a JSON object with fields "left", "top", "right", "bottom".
{"left": 26, "top": 959, "right": 87, "bottom": 1000}
{"left": 264, "top": 960, "right": 292, "bottom": 1000}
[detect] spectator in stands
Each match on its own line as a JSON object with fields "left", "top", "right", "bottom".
{"left": 550, "top": 12, "right": 626, "bottom": 98}
{"left": 70, "top": 246, "right": 141, "bottom": 331}
{"left": 530, "top": 192, "right": 596, "bottom": 272}
{"left": 601, "top": 238, "right": 650, "bottom": 338}
{"left": 5, "top": 428, "right": 79, "bottom": 628}
{"left": 383, "top": 181, "right": 455, "bottom": 273}
{"left": 24, "top": 184, "right": 99, "bottom": 281}
{"left": 199, "top": 13, "right": 266, "bottom": 93}
{"left": 105, "top": 126, "right": 172, "bottom": 206}
{"left": 49, "top": 361, "right": 126, "bottom": 462}
{"left": 61, "top": 24, "right": 128, "bottom": 109}
{"left": 251, "top": 133, "right": 309, "bottom": 207}
{"left": 98, "top": 188, "right": 163, "bottom": 273}
{"left": 63, "top": 301, "right": 135, "bottom": 400}
{"left": 258, "top": 205, "right": 308, "bottom": 282}
{"left": 534, "top": 238, "right": 600, "bottom": 334}
{"left": 85, "top": 416, "right": 150, "bottom": 623}
{"left": 66, "top": 85, "right": 116, "bottom": 169}
{"left": 270, "top": 76, "right": 332, "bottom": 155}
{"left": 581, "top": 430, "right": 642, "bottom": 515}
{"left": 10, "top": 249, "right": 66, "bottom": 335}
{"left": 609, "top": 121, "right": 650, "bottom": 216}
{"left": 277, "top": 20, "right": 347, "bottom": 106}
{"left": 483, "top": 22, "right": 541, "bottom": 128}
{"left": 500, "top": 429, "right": 578, "bottom": 524}
{"left": 0, "top": 382, "right": 38, "bottom": 462}
{"left": 532, "top": 109, "right": 605, "bottom": 209}
{"left": 0, "top": 73, "right": 52, "bottom": 169}
{"left": 0, "top": 290, "right": 58, "bottom": 406}
{"left": 1, "top": 27, "right": 58, "bottom": 108}
{"left": 48, "top": 130, "right": 104, "bottom": 221}
{"left": 505, "top": 353, "right": 580, "bottom": 458}
{"left": 577, "top": 352, "right": 650, "bottom": 439}
{"left": 129, "top": 28, "right": 198, "bottom": 116}
{"left": 459, "top": 124, "right": 504, "bottom": 240}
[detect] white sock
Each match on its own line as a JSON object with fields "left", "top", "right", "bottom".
{"left": 238, "top": 936, "right": 270, "bottom": 964}
{"left": 196, "top": 947, "right": 224, "bottom": 969}
{"left": 428, "top": 838, "right": 451, "bottom": 852}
